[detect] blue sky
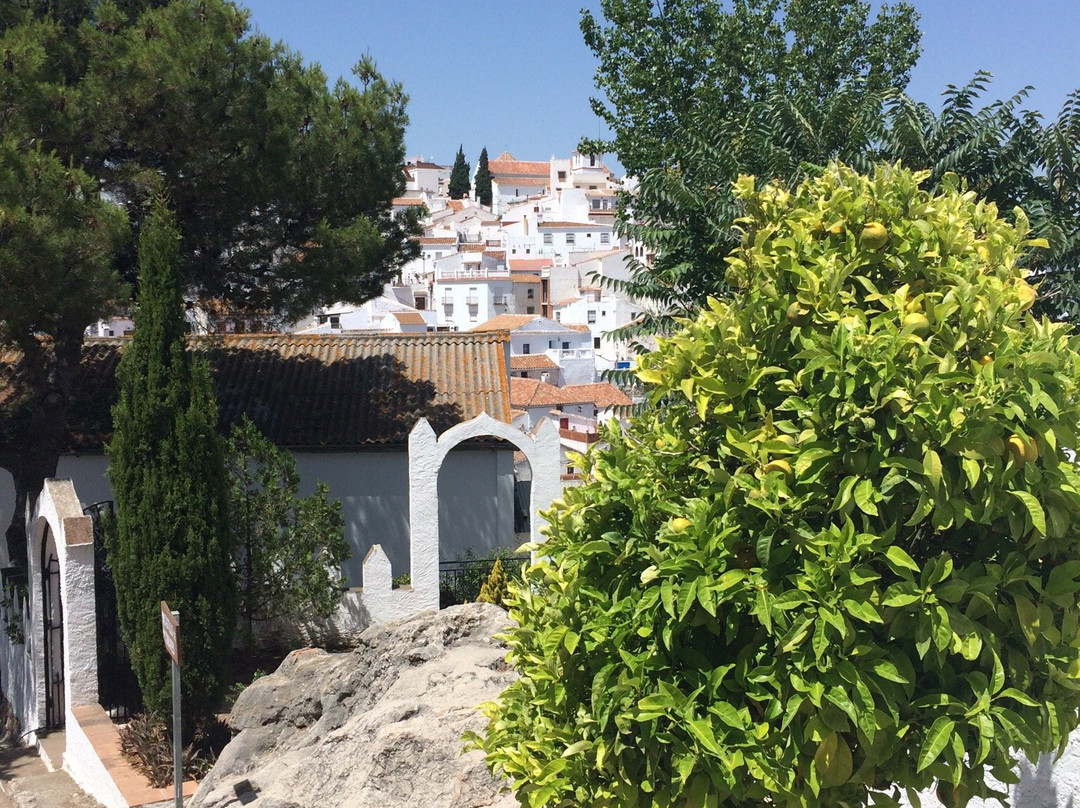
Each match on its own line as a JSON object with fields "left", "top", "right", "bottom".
{"left": 240, "top": 1, "right": 1080, "bottom": 174}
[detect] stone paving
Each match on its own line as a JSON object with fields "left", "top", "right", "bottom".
{"left": 0, "top": 742, "right": 103, "bottom": 808}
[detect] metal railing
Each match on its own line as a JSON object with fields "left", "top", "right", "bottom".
{"left": 438, "top": 553, "right": 530, "bottom": 608}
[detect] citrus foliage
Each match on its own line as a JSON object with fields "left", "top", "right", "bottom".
{"left": 478, "top": 164, "right": 1080, "bottom": 808}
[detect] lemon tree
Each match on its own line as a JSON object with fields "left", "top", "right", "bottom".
{"left": 476, "top": 164, "right": 1080, "bottom": 808}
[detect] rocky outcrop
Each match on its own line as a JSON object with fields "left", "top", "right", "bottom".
{"left": 190, "top": 604, "right": 519, "bottom": 808}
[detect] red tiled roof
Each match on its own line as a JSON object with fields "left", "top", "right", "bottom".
{"left": 408, "top": 161, "right": 445, "bottom": 170}
{"left": 564, "top": 324, "right": 592, "bottom": 333}
{"left": 511, "top": 274, "right": 542, "bottom": 284}
{"left": 510, "top": 377, "right": 566, "bottom": 408}
{"left": 493, "top": 176, "right": 549, "bottom": 187}
{"left": 391, "top": 312, "right": 427, "bottom": 325}
{"left": 0, "top": 334, "right": 511, "bottom": 452}
{"left": 447, "top": 200, "right": 465, "bottom": 211}
{"left": 470, "top": 314, "right": 538, "bottom": 333}
{"left": 538, "top": 221, "right": 610, "bottom": 230}
{"left": 562, "top": 382, "right": 633, "bottom": 409}
{"left": 420, "top": 237, "right": 457, "bottom": 245}
{"left": 509, "top": 258, "right": 553, "bottom": 271}
{"left": 510, "top": 355, "right": 558, "bottom": 370}
{"left": 490, "top": 153, "right": 549, "bottom": 176}
{"left": 392, "top": 197, "right": 426, "bottom": 206}
{"left": 484, "top": 251, "right": 507, "bottom": 260}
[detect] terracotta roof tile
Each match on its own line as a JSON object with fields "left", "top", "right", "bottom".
{"left": 510, "top": 377, "right": 566, "bottom": 408}
{"left": 537, "top": 221, "right": 610, "bottom": 229}
{"left": 469, "top": 314, "right": 538, "bottom": 333}
{"left": 493, "top": 176, "right": 549, "bottom": 187}
{"left": 420, "top": 237, "right": 457, "bottom": 245}
{"left": 509, "top": 258, "right": 554, "bottom": 271}
{"left": 562, "top": 382, "right": 633, "bottom": 409}
{"left": 392, "top": 197, "right": 426, "bottom": 206}
{"left": 391, "top": 312, "right": 427, "bottom": 325}
{"left": 490, "top": 154, "right": 550, "bottom": 176}
{"left": 564, "top": 324, "right": 592, "bottom": 333}
{"left": 511, "top": 274, "right": 542, "bottom": 283}
{"left": 0, "top": 334, "right": 510, "bottom": 452}
{"left": 510, "top": 355, "right": 558, "bottom": 370}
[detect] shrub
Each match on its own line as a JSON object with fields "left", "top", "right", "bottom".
{"left": 477, "top": 164, "right": 1080, "bottom": 808}
{"left": 477, "top": 558, "right": 509, "bottom": 607}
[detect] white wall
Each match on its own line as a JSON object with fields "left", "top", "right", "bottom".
{"left": 1, "top": 447, "right": 517, "bottom": 589}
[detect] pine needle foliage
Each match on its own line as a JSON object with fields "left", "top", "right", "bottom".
{"left": 106, "top": 202, "right": 235, "bottom": 725}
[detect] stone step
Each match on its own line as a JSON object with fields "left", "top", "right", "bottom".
{"left": 0, "top": 743, "right": 103, "bottom": 808}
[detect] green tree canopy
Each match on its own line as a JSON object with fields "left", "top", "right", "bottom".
{"left": 106, "top": 202, "right": 235, "bottom": 726}
{"left": 478, "top": 164, "right": 1080, "bottom": 808}
{"left": 0, "top": 0, "right": 418, "bottom": 562}
{"left": 580, "top": 0, "right": 921, "bottom": 178}
{"left": 1, "top": 0, "right": 419, "bottom": 320}
{"left": 0, "top": 141, "right": 127, "bottom": 564}
{"left": 475, "top": 146, "right": 493, "bottom": 207}
{"left": 449, "top": 144, "right": 471, "bottom": 200}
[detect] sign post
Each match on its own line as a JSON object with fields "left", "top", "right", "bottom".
{"left": 161, "top": 601, "right": 182, "bottom": 808}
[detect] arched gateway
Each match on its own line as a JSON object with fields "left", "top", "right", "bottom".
{"left": 360, "top": 414, "right": 562, "bottom": 623}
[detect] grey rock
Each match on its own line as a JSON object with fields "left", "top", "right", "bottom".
{"left": 191, "top": 604, "right": 520, "bottom": 808}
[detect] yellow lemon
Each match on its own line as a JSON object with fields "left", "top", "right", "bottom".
{"left": 762, "top": 459, "right": 793, "bottom": 478}
{"left": 902, "top": 312, "right": 930, "bottom": 337}
{"left": 671, "top": 517, "right": 692, "bottom": 533}
{"left": 1006, "top": 435, "right": 1028, "bottom": 467}
{"left": 860, "top": 221, "right": 889, "bottom": 250}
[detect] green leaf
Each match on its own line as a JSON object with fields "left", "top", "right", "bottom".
{"left": 884, "top": 546, "right": 921, "bottom": 575}
{"left": 922, "top": 449, "right": 943, "bottom": 492}
{"left": 870, "top": 658, "right": 910, "bottom": 684}
{"left": 854, "top": 478, "right": 879, "bottom": 515}
{"left": 917, "top": 717, "right": 956, "bottom": 772}
{"left": 1008, "top": 490, "right": 1046, "bottom": 536}
{"left": 843, "top": 599, "right": 883, "bottom": 624}
{"left": 795, "top": 448, "right": 834, "bottom": 477}
{"left": 814, "top": 731, "right": 853, "bottom": 788}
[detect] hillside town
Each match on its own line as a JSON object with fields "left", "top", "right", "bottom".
{"left": 88, "top": 150, "right": 646, "bottom": 477}
{"left": 6, "top": 1, "right": 1080, "bottom": 807}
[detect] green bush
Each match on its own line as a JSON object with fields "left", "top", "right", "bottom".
{"left": 477, "top": 164, "right": 1080, "bottom": 808}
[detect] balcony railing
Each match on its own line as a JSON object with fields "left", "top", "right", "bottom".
{"left": 560, "top": 427, "right": 600, "bottom": 444}
{"left": 436, "top": 268, "right": 510, "bottom": 281}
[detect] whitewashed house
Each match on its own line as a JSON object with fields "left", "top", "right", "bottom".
{"left": 472, "top": 314, "right": 595, "bottom": 386}
{"left": 404, "top": 157, "right": 450, "bottom": 195}
{"left": 296, "top": 288, "right": 435, "bottom": 334}
{"left": 485, "top": 152, "right": 551, "bottom": 214}
{"left": 431, "top": 252, "right": 513, "bottom": 330}
{"left": 0, "top": 333, "right": 520, "bottom": 586}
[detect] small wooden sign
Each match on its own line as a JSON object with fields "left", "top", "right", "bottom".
{"left": 161, "top": 601, "right": 180, "bottom": 666}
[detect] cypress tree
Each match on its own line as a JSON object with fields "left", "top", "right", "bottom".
{"left": 475, "top": 147, "right": 493, "bottom": 207}
{"left": 448, "top": 145, "right": 471, "bottom": 199}
{"left": 106, "top": 202, "right": 235, "bottom": 725}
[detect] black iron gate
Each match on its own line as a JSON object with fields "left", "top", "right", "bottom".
{"left": 41, "top": 528, "right": 64, "bottom": 728}
{"left": 84, "top": 501, "right": 141, "bottom": 720}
